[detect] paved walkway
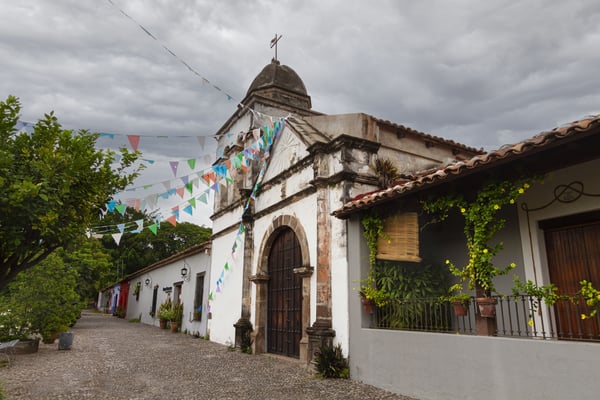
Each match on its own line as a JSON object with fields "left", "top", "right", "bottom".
{"left": 0, "top": 312, "right": 414, "bottom": 399}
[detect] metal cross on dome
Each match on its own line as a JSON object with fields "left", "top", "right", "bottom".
{"left": 270, "top": 34, "right": 282, "bottom": 62}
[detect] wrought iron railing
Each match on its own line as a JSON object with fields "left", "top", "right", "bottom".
{"left": 373, "top": 295, "right": 600, "bottom": 342}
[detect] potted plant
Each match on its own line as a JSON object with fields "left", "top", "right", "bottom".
{"left": 156, "top": 298, "right": 172, "bottom": 329}
{"left": 169, "top": 302, "right": 183, "bottom": 333}
{"left": 444, "top": 284, "right": 471, "bottom": 317}
{"left": 423, "top": 178, "right": 534, "bottom": 318}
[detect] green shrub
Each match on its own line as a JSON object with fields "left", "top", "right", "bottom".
{"left": 314, "top": 343, "right": 349, "bottom": 379}
{"left": 0, "top": 253, "right": 82, "bottom": 342}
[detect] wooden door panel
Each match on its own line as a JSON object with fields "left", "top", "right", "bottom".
{"left": 545, "top": 221, "right": 600, "bottom": 339}
{"left": 267, "top": 228, "right": 302, "bottom": 357}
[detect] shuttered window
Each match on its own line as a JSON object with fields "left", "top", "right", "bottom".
{"left": 376, "top": 212, "right": 422, "bottom": 263}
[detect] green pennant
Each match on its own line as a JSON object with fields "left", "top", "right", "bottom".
{"left": 148, "top": 223, "right": 158, "bottom": 235}
{"left": 188, "top": 197, "right": 196, "bottom": 209}
{"left": 208, "top": 292, "right": 213, "bottom": 301}
{"left": 185, "top": 182, "right": 194, "bottom": 195}
{"left": 115, "top": 203, "right": 127, "bottom": 216}
{"left": 224, "top": 262, "right": 229, "bottom": 271}
{"left": 187, "top": 159, "right": 196, "bottom": 170}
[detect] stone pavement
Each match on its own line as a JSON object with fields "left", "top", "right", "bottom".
{"left": 0, "top": 312, "right": 415, "bottom": 400}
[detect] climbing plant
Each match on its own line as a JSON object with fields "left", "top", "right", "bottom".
{"left": 422, "top": 178, "right": 533, "bottom": 294}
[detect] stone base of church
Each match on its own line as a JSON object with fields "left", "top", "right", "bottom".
{"left": 306, "top": 319, "right": 335, "bottom": 366}
{"left": 233, "top": 317, "right": 253, "bottom": 352}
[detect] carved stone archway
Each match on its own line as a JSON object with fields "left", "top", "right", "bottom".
{"left": 250, "top": 215, "right": 313, "bottom": 362}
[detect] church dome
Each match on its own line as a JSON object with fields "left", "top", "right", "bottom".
{"left": 246, "top": 59, "right": 308, "bottom": 97}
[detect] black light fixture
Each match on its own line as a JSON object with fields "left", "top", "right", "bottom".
{"left": 144, "top": 278, "right": 151, "bottom": 286}
{"left": 181, "top": 261, "right": 190, "bottom": 281}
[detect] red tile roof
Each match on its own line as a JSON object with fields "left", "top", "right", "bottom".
{"left": 333, "top": 114, "right": 600, "bottom": 218}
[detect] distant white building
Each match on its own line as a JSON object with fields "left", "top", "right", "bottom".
{"left": 119, "top": 241, "right": 211, "bottom": 337}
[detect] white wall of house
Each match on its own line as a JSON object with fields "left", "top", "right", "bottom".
{"left": 207, "top": 229, "right": 244, "bottom": 345}
{"left": 125, "top": 249, "right": 211, "bottom": 337}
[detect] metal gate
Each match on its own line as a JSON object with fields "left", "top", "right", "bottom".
{"left": 267, "top": 227, "right": 302, "bottom": 357}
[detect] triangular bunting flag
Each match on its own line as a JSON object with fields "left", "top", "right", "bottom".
{"left": 127, "top": 135, "right": 140, "bottom": 151}
{"left": 115, "top": 204, "right": 127, "bottom": 216}
{"left": 117, "top": 223, "right": 125, "bottom": 234}
{"left": 198, "top": 193, "right": 208, "bottom": 204}
{"left": 183, "top": 205, "right": 193, "bottom": 215}
{"left": 188, "top": 197, "right": 196, "bottom": 209}
{"left": 187, "top": 159, "right": 196, "bottom": 170}
{"left": 169, "top": 161, "right": 179, "bottom": 177}
{"left": 132, "top": 219, "right": 144, "bottom": 234}
{"left": 112, "top": 233, "right": 122, "bottom": 246}
{"left": 107, "top": 200, "right": 117, "bottom": 212}
{"left": 176, "top": 187, "right": 185, "bottom": 198}
{"left": 224, "top": 262, "right": 229, "bottom": 271}
{"left": 185, "top": 182, "right": 194, "bottom": 195}
{"left": 148, "top": 223, "right": 159, "bottom": 235}
{"left": 197, "top": 136, "right": 206, "bottom": 149}
{"left": 166, "top": 215, "right": 177, "bottom": 226}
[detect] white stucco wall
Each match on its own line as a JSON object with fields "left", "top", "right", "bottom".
{"left": 207, "top": 229, "right": 244, "bottom": 345}
{"left": 124, "top": 249, "right": 211, "bottom": 337}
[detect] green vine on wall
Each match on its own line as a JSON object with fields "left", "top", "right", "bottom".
{"left": 422, "top": 178, "right": 534, "bottom": 295}
{"left": 359, "top": 214, "right": 391, "bottom": 306}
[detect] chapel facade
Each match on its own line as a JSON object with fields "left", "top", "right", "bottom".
{"left": 207, "top": 58, "right": 482, "bottom": 362}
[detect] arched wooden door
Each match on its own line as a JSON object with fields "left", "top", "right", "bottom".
{"left": 267, "top": 227, "right": 303, "bottom": 357}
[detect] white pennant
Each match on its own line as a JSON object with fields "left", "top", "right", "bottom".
{"left": 112, "top": 233, "right": 123, "bottom": 246}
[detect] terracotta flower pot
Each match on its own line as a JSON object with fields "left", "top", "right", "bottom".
{"left": 476, "top": 297, "right": 498, "bottom": 318}
{"left": 159, "top": 319, "right": 167, "bottom": 329}
{"left": 170, "top": 321, "right": 179, "bottom": 333}
{"left": 360, "top": 295, "right": 375, "bottom": 314}
{"left": 452, "top": 301, "right": 469, "bottom": 317}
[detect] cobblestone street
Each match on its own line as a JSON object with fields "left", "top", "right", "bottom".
{"left": 0, "top": 312, "right": 414, "bottom": 400}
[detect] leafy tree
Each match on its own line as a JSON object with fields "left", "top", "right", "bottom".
{"left": 61, "top": 239, "right": 116, "bottom": 305}
{"left": 0, "top": 252, "right": 82, "bottom": 342}
{"left": 0, "top": 96, "right": 140, "bottom": 290}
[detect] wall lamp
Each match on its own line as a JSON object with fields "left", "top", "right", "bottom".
{"left": 181, "top": 261, "right": 191, "bottom": 281}
{"left": 144, "top": 278, "right": 151, "bottom": 286}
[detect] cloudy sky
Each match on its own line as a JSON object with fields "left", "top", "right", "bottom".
{"left": 2, "top": 0, "right": 600, "bottom": 227}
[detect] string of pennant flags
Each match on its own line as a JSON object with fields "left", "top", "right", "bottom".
{"left": 92, "top": 119, "right": 285, "bottom": 246}
{"left": 104, "top": 0, "right": 279, "bottom": 125}
{"left": 208, "top": 118, "right": 285, "bottom": 310}
{"left": 105, "top": 0, "right": 237, "bottom": 104}
{"left": 16, "top": 115, "right": 276, "bottom": 162}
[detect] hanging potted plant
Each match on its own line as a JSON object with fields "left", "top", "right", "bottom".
{"left": 423, "top": 178, "right": 534, "bottom": 318}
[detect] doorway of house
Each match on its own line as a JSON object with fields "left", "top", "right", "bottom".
{"left": 543, "top": 211, "right": 600, "bottom": 339}
{"left": 267, "top": 227, "right": 302, "bottom": 357}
